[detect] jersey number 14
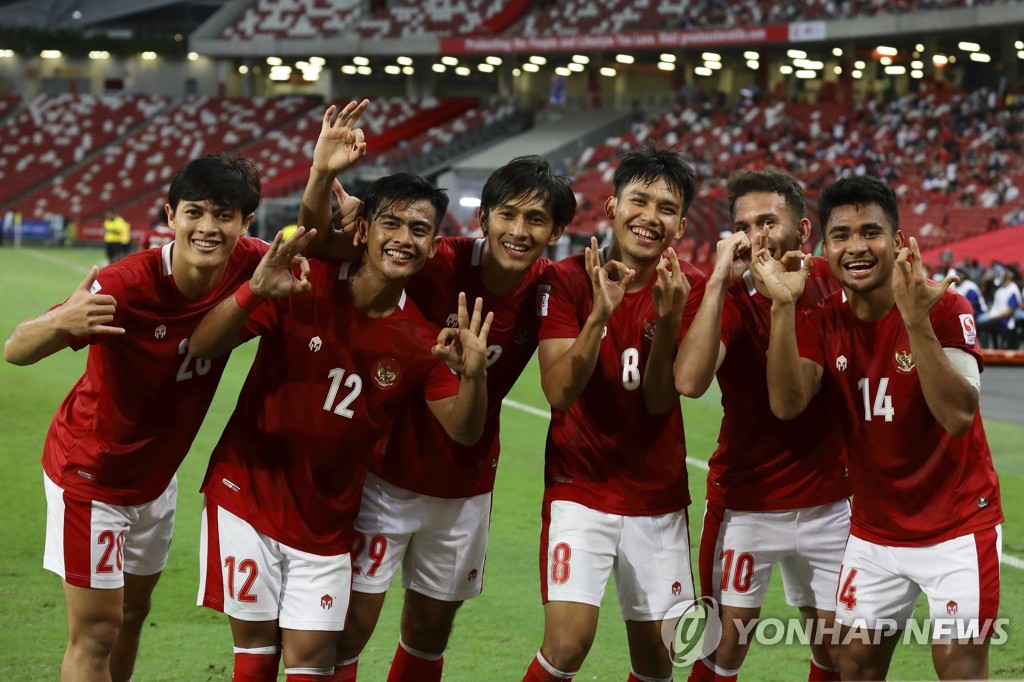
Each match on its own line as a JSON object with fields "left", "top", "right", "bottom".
{"left": 857, "top": 377, "right": 894, "bottom": 422}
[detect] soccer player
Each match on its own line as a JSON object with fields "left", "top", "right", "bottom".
{"left": 754, "top": 175, "right": 1003, "bottom": 680}
{"left": 524, "top": 145, "right": 706, "bottom": 682}
{"left": 3, "top": 153, "right": 280, "bottom": 682}
{"left": 189, "top": 171, "right": 492, "bottom": 682}
{"left": 674, "top": 171, "right": 849, "bottom": 682}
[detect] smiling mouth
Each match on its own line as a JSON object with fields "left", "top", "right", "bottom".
{"left": 843, "top": 260, "right": 875, "bottom": 276}
{"left": 192, "top": 239, "right": 219, "bottom": 249}
{"left": 501, "top": 241, "right": 529, "bottom": 255}
{"left": 629, "top": 226, "right": 659, "bottom": 242}
{"left": 384, "top": 248, "right": 413, "bottom": 262}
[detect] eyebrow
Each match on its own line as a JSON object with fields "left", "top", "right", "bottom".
{"left": 737, "top": 212, "right": 779, "bottom": 224}
{"left": 827, "top": 221, "right": 885, "bottom": 233}
{"left": 629, "top": 190, "right": 681, "bottom": 210}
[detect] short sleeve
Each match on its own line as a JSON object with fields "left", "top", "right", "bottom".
{"left": 63, "top": 266, "right": 129, "bottom": 351}
{"left": 239, "top": 291, "right": 283, "bottom": 342}
{"left": 720, "top": 294, "right": 743, "bottom": 347}
{"left": 423, "top": 359, "right": 460, "bottom": 401}
{"left": 678, "top": 267, "right": 707, "bottom": 340}
{"left": 796, "top": 305, "right": 826, "bottom": 368}
{"left": 930, "top": 291, "right": 983, "bottom": 365}
{"left": 536, "top": 265, "right": 582, "bottom": 341}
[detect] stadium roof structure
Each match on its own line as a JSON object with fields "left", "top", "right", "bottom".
{"left": 0, "top": 0, "right": 227, "bottom": 31}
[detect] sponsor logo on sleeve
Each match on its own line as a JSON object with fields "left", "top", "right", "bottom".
{"left": 537, "top": 285, "right": 551, "bottom": 316}
{"left": 959, "top": 314, "right": 977, "bottom": 345}
{"left": 90, "top": 280, "right": 102, "bottom": 294}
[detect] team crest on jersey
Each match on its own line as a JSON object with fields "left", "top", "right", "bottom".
{"left": 515, "top": 329, "right": 530, "bottom": 345}
{"left": 644, "top": 318, "right": 657, "bottom": 340}
{"left": 153, "top": 324, "right": 166, "bottom": 339}
{"left": 894, "top": 350, "right": 915, "bottom": 373}
{"left": 321, "top": 594, "right": 334, "bottom": 610}
{"left": 373, "top": 357, "right": 401, "bottom": 389}
{"left": 835, "top": 355, "right": 848, "bottom": 372}
{"left": 959, "top": 313, "right": 977, "bottom": 345}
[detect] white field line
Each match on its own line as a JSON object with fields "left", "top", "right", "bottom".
{"left": 24, "top": 248, "right": 94, "bottom": 274}
{"left": 503, "top": 398, "right": 1023, "bottom": 568}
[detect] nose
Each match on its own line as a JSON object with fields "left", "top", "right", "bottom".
{"left": 391, "top": 223, "right": 413, "bottom": 244}
{"left": 846, "top": 232, "right": 868, "bottom": 254}
{"left": 508, "top": 214, "right": 527, "bottom": 237}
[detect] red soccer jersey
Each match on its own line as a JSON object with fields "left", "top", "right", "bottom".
{"left": 142, "top": 225, "right": 175, "bottom": 250}
{"left": 201, "top": 260, "right": 460, "bottom": 555}
{"left": 537, "top": 248, "right": 707, "bottom": 515}
{"left": 709, "top": 257, "right": 850, "bottom": 511}
{"left": 797, "top": 289, "right": 1003, "bottom": 546}
{"left": 374, "top": 237, "right": 548, "bottom": 498}
{"left": 41, "top": 238, "right": 268, "bottom": 506}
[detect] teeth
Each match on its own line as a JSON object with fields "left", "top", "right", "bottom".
{"left": 385, "top": 249, "right": 412, "bottom": 261}
{"left": 503, "top": 242, "right": 528, "bottom": 253}
{"left": 630, "top": 226, "right": 658, "bottom": 240}
{"left": 193, "top": 239, "right": 217, "bottom": 248}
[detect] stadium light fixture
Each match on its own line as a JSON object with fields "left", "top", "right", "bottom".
{"left": 694, "top": 66, "right": 712, "bottom": 77}
{"left": 744, "top": 51, "right": 759, "bottom": 60}
{"left": 660, "top": 53, "right": 676, "bottom": 63}
{"left": 296, "top": 61, "right": 310, "bottom": 69}
{"left": 555, "top": 66, "right": 571, "bottom": 76}
{"left": 0, "top": 50, "right": 14, "bottom": 58}
{"left": 353, "top": 56, "right": 370, "bottom": 66}
{"left": 911, "top": 60, "right": 923, "bottom": 69}
{"left": 832, "top": 47, "right": 843, "bottom": 57}
{"left": 657, "top": 61, "right": 675, "bottom": 71}
{"left": 884, "top": 65, "right": 907, "bottom": 75}
{"left": 854, "top": 60, "right": 866, "bottom": 69}
{"left": 911, "top": 70, "right": 923, "bottom": 78}
{"left": 833, "top": 65, "right": 842, "bottom": 75}
{"left": 916, "top": 43, "right": 925, "bottom": 52}
{"left": 572, "top": 55, "right": 589, "bottom": 64}
{"left": 341, "top": 65, "right": 357, "bottom": 74}
{"left": 455, "top": 66, "right": 471, "bottom": 76}
{"left": 269, "top": 72, "right": 289, "bottom": 81}
{"left": 478, "top": 63, "right": 495, "bottom": 73}
{"left": 794, "top": 59, "right": 824, "bottom": 70}
{"left": 40, "top": 50, "right": 62, "bottom": 59}
{"left": 1018, "top": 50, "right": 1024, "bottom": 59}
{"left": 432, "top": 63, "right": 446, "bottom": 73}
{"left": 141, "top": 52, "right": 157, "bottom": 61}
{"left": 402, "top": 66, "right": 414, "bottom": 75}
{"left": 706, "top": 61, "right": 723, "bottom": 70}
{"left": 958, "top": 41, "right": 980, "bottom": 52}
{"left": 852, "top": 70, "right": 862, "bottom": 78}
{"left": 303, "top": 71, "right": 319, "bottom": 81}
{"left": 238, "top": 65, "right": 248, "bottom": 74}
{"left": 486, "top": 56, "right": 502, "bottom": 65}
{"left": 880, "top": 56, "right": 893, "bottom": 66}
{"left": 795, "top": 70, "right": 816, "bottom": 79}
{"left": 512, "top": 67, "right": 522, "bottom": 77}
{"left": 779, "top": 65, "right": 794, "bottom": 74}
{"left": 701, "top": 52, "right": 721, "bottom": 62}
{"left": 1016, "top": 40, "right": 1024, "bottom": 50}
{"left": 568, "top": 62, "right": 584, "bottom": 72}
{"left": 949, "top": 55, "right": 957, "bottom": 63}
{"left": 188, "top": 52, "right": 199, "bottom": 61}
{"left": 523, "top": 62, "right": 540, "bottom": 73}
{"left": 266, "top": 56, "right": 282, "bottom": 66}
{"left": 356, "top": 66, "right": 371, "bottom": 75}
{"left": 460, "top": 197, "right": 481, "bottom": 208}
{"left": 969, "top": 52, "right": 991, "bottom": 63}
{"left": 615, "top": 54, "right": 635, "bottom": 64}
{"left": 747, "top": 60, "right": 759, "bottom": 70}
{"left": 442, "top": 56, "right": 459, "bottom": 66}
{"left": 309, "top": 57, "right": 325, "bottom": 67}
{"left": 89, "top": 51, "right": 110, "bottom": 60}
{"left": 397, "top": 56, "right": 413, "bottom": 66}
{"left": 876, "top": 46, "right": 897, "bottom": 56}
{"left": 385, "top": 65, "right": 401, "bottom": 75}
{"left": 600, "top": 66, "right": 617, "bottom": 77}
{"left": 932, "top": 54, "right": 949, "bottom": 66}
{"left": 529, "top": 55, "right": 547, "bottom": 65}
{"left": 786, "top": 49, "right": 807, "bottom": 59}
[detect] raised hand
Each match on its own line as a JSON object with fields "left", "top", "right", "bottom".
{"left": 432, "top": 293, "right": 493, "bottom": 380}
{"left": 750, "top": 247, "right": 811, "bottom": 304}
{"left": 653, "top": 247, "right": 690, "bottom": 319}
{"left": 59, "top": 266, "right": 124, "bottom": 336}
{"left": 711, "top": 231, "right": 751, "bottom": 286}
{"left": 329, "top": 178, "right": 366, "bottom": 248}
{"left": 893, "top": 236, "right": 957, "bottom": 327}
{"left": 586, "top": 236, "right": 635, "bottom": 323}
{"left": 249, "top": 227, "right": 317, "bottom": 297}
{"left": 312, "top": 100, "right": 369, "bottom": 176}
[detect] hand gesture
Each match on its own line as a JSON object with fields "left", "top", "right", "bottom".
{"left": 586, "top": 236, "right": 635, "bottom": 322}
{"left": 249, "top": 227, "right": 317, "bottom": 297}
{"left": 893, "top": 236, "right": 957, "bottom": 327}
{"left": 711, "top": 231, "right": 751, "bottom": 286}
{"left": 750, "top": 247, "right": 811, "bottom": 305}
{"left": 59, "top": 266, "right": 125, "bottom": 336}
{"left": 432, "top": 293, "right": 493, "bottom": 380}
{"left": 312, "top": 100, "right": 369, "bottom": 176}
{"left": 653, "top": 247, "right": 690, "bottom": 320}
{"left": 329, "top": 178, "right": 366, "bottom": 248}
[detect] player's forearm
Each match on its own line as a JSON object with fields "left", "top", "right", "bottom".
{"left": 643, "top": 315, "right": 682, "bottom": 415}
{"left": 439, "top": 375, "right": 488, "bottom": 445}
{"left": 540, "top": 317, "right": 605, "bottom": 411}
{"left": 298, "top": 169, "right": 356, "bottom": 260}
{"left": 766, "top": 302, "right": 813, "bottom": 420}
{"left": 3, "top": 311, "right": 69, "bottom": 365}
{"left": 675, "top": 280, "right": 727, "bottom": 397}
{"left": 189, "top": 291, "right": 252, "bottom": 359}
{"left": 905, "top": 320, "right": 978, "bottom": 435}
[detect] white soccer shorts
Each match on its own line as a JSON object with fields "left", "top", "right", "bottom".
{"left": 43, "top": 473, "right": 177, "bottom": 589}
{"left": 350, "top": 472, "right": 490, "bottom": 602}
{"left": 541, "top": 499, "right": 695, "bottom": 621}
{"left": 836, "top": 526, "right": 1002, "bottom": 639}
{"left": 699, "top": 499, "right": 850, "bottom": 610}
{"left": 198, "top": 498, "right": 351, "bottom": 631}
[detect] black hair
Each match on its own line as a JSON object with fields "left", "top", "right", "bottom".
{"left": 167, "top": 153, "right": 261, "bottom": 216}
{"left": 818, "top": 175, "right": 899, "bottom": 239}
{"left": 362, "top": 173, "right": 449, "bottom": 233}
{"left": 480, "top": 155, "right": 577, "bottom": 230}
{"left": 727, "top": 170, "right": 806, "bottom": 221}
{"left": 612, "top": 143, "right": 697, "bottom": 215}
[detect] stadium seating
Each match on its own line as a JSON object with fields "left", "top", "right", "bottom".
{"left": 221, "top": 0, "right": 362, "bottom": 40}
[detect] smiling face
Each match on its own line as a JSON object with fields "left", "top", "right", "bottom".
{"left": 481, "top": 193, "right": 564, "bottom": 276}
{"left": 605, "top": 177, "right": 686, "bottom": 265}
{"left": 731, "top": 191, "right": 809, "bottom": 258}
{"left": 166, "top": 199, "right": 252, "bottom": 273}
{"left": 824, "top": 202, "right": 904, "bottom": 294}
{"left": 360, "top": 198, "right": 439, "bottom": 282}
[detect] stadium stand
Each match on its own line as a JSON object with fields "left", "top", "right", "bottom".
{"left": 221, "top": 0, "right": 363, "bottom": 40}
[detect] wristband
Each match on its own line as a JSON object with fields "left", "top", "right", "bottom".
{"left": 234, "top": 280, "right": 265, "bottom": 312}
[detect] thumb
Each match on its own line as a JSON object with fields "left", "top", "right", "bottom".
{"left": 938, "top": 274, "right": 959, "bottom": 294}
{"left": 79, "top": 265, "right": 100, "bottom": 291}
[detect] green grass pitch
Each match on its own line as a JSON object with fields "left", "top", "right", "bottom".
{"left": 2, "top": 246, "right": 1022, "bottom": 680}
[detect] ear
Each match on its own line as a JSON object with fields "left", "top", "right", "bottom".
{"left": 673, "top": 217, "right": 687, "bottom": 241}
{"left": 548, "top": 223, "right": 567, "bottom": 246}
{"left": 241, "top": 213, "right": 254, "bottom": 235}
{"left": 798, "top": 217, "right": 812, "bottom": 245}
{"left": 428, "top": 233, "right": 440, "bottom": 259}
{"left": 894, "top": 229, "right": 905, "bottom": 251}
{"left": 164, "top": 203, "right": 175, "bottom": 226}
{"left": 604, "top": 195, "right": 616, "bottom": 219}
{"left": 355, "top": 216, "right": 369, "bottom": 245}
{"left": 477, "top": 207, "right": 488, "bottom": 235}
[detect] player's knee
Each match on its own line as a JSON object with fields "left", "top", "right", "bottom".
{"left": 120, "top": 595, "right": 153, "bottom": 634}
{"left": 337, "top": 611, "right": 377, "bottom": 658}
{"left": 542, "top": 632, "right": 594, "bottom": 671}
{"left": 69, "top": 612, "right": 122, "bottom": 658}
{"left": 401, "top": 616, "right": 454, "bottom": 653}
